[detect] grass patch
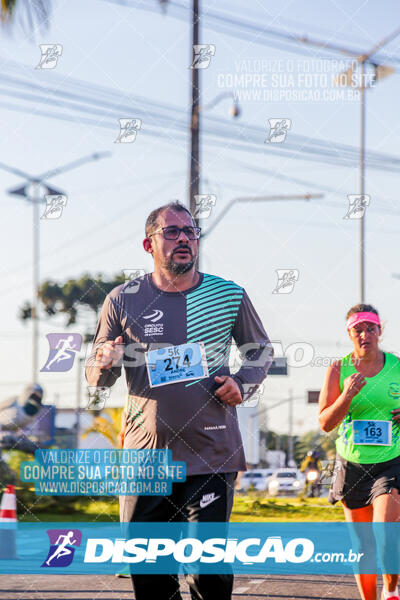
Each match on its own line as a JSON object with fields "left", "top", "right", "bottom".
{"left": 18, "top": 494, "right": 344, "bottom": 522}
{"left": 18, "top": 498, "right": 119, "bottom": 522}
{"left": 231, "top": 493, "right": 345, "bottom": 522}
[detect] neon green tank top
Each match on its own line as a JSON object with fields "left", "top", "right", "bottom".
{"left": 336, "top": 351, "right": 400, "bottom": 463}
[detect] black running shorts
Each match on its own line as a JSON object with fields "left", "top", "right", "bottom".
{"left": 329, "top": 453, "right": 400, "bottom": 510}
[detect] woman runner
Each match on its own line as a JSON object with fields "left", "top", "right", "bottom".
{"left": 319, "top": 304, "right": 400, "bottom": 600}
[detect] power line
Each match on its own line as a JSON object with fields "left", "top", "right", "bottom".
{"left": 101, "top": 0, "right": 400, "bottom": 67}
{"left": 1, "top": 57, "right": 400, "bottom": 169}
{"left": 0, "top": 90, "right": 397, "bottom": 173}
{"left": 1, "top": 58, "right": 398, "bottom": 167}
{"left": 1, "top": 65, "right": 400, "bottom": 171}
{"left": 1, "top": 90, "right": 399, "bottom": 185}
{"left": 212, "top": 3, "right": 382, "bottom": 49}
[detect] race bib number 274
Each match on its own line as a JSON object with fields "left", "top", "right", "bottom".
{"left": 145, "top": 342, "right": 209, "bottom": 387}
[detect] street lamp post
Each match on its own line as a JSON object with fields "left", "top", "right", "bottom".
{"left": 199, "top": 91, "right": 241, "bottom": 118}
{"left": 336, "top": 54, "right": 394, "bottom": 303}
{"left": 201, "top": 193, "right": 324, "bottom": 239}
{"left": 1, "top": 152, "right": 111, "bottom": 382}
{"left": 300, "top": 29, "right": 399, "bottom": 302}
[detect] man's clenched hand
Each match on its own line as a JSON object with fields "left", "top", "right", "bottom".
{"left": 95, "top": 335, "right": 124, "bottom": 370}
{"left": 214, "top": 375, "right": 243, "bottom": 407}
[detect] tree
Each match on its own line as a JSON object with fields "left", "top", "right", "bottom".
{"left": 19, "top": 273, "right": 125, "bottom": 336}
{"left": 295, "top": 429, "right": 336, "bottom": 463}
{"left": 1, "top": 0, "right": 51, "bottom": 33}
{"left": 0, "top": 451, "right": 17, "bottom": 486}
{"left": 1, "top": 0, "right": 18, "bottom": 21}
{"left": 260, "top": 429, "right": 299, "bottom": 454}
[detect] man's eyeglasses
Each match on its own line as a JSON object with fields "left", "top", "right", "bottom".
{"left": 148, "top": 226, "right": 201, "bottom": 240}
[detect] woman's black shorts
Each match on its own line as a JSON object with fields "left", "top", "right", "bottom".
{"left": 329, "top": 454, "right": 400, "bottom": 510}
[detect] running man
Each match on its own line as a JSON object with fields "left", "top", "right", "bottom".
{"left": 319, "top": 304, "right": 400, "bottom": 600}
{"left": 46, "top": 531, "right": 77, "bottom": 566}
{"left": 46, "top": 335, "right": 77, "bottom": 370}
{"left": 85, "top": 200, "right": 274, "bottom": 600}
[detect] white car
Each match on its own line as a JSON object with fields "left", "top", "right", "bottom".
{"left": 239, "top": 469, "right": 275, "bottom": 491}
{"left": 267, "top": 469, "right": 304, "bottom": 496}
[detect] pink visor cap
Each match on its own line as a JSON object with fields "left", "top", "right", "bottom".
{"left": 346, "top": 311, "right": 381, "bottom": 331}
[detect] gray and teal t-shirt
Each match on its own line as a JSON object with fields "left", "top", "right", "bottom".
{"left": 85, "top": 272, "right": 273, "bottom": 475}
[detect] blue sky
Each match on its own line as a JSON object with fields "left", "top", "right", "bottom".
{"left": 1, "top": 0, "right": 400, "bottom": 436}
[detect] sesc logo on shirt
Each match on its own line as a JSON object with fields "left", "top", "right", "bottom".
{"left": 143, "top": 310, "right": 164, "bottom": 336}
{"left": 388, "top": 382, "right": 400, "bottom": 401}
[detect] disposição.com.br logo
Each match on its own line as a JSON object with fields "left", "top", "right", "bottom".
{"left": 41, "top": 529, "right": 82, "bottom": 568}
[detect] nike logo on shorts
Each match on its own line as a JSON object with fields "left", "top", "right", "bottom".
{"left": 199, "top": 492, "right": 221, "bottom": 508}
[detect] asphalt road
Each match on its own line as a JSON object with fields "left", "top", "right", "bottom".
{"left": 0, "top": 573, "right": 362, "bottom": 600}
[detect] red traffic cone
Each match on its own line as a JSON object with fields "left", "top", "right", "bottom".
{"left": 0, "top": 485, "right": 18, "bottom": 559}
{"left": 0, "top": 485, "right": 17, "bottom": 522}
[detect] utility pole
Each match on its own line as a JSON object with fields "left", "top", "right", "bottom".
{"left": 189, "top": 0, "right": 200, "bottom": 227}
{"left": 75, "top": 357, "right": 83, "bottom": 449}
{"left": 32, "top": 182, "right": 41, "bottom": 382}
{"left": 359, "top": 59, "right": 366, "bottom": 303}
{"left": 264, "top": 408, "right": 269, "bottom": 453}
{"left": 288, "top": 389, "right": 294, "bottom": 467}
{"left": 188, "top": 1, "right": 241, "bottom": 271}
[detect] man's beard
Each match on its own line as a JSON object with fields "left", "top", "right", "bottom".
{"left": 165, "top": 256, "right": 195, "bottom": 274}
{"left": 165, "top": 249, "right": 195, "bottom": 274}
